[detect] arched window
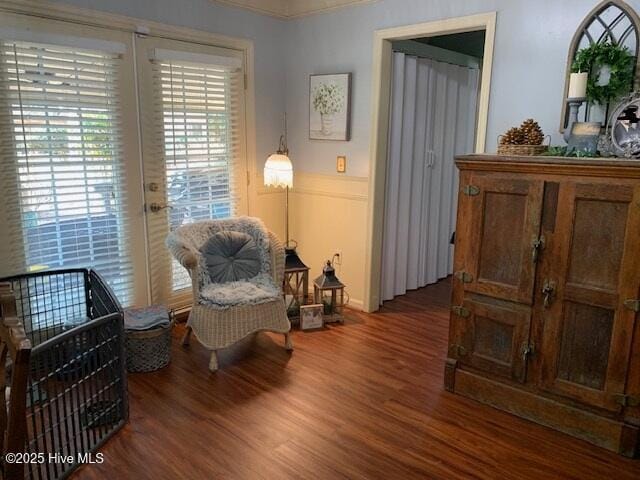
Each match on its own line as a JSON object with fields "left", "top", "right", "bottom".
{"left": 561, "top": 0, "right": 640, "bottom": 131}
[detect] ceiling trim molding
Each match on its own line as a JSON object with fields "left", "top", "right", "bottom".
{"left": 214, "top": 0, "right": 287, "bottom": 18}
{"left": 212, "top": 0, "right": 377, "bottom": 19}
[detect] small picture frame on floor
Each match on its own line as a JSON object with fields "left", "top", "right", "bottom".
{"left": 300, "top": 304, "right": 324, "bottom": 330}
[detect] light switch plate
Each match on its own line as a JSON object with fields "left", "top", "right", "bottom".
{"left": 337, "top": 155, "right": 346, "bottom": 173}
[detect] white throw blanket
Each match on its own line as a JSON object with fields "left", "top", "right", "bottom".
{"left": 167, "top": 216, "right": 279, "bottom": 310}
{"left": 199, "top": 273, "right": 280, "bottom": 309}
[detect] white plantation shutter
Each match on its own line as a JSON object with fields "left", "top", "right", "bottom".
{"left": 0, "top": 39, "right": 135, "bottom": 304}
{"left": 139, "top": 40, "right": 246, "bottom": 307}
{"left": 155, "top": 52, "right": 244, "bottom": 226}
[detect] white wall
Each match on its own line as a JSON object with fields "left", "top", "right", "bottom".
{"left": 281, "top": 0, "right": 640, "bottom": 307}
{"left": 284, "top": 0, "right": 640, "bottom": 177}
{"left": 286, "top": 0, "right": 640, "bottom": 306}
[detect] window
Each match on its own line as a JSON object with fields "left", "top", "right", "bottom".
{"left": 0, "top": 14, "right": 249, "bottom": 310}
{"left": 0, "top": 39, "right": 135, "bottom": 304}
{"left": 156, "top": 55, "right": 242, "bottom": 290}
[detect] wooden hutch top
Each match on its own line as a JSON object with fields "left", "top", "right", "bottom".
{"left": 455, "top": 154, "right": 640, "bottom": 178}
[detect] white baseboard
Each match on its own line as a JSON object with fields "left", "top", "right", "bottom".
{"left": 346, "top": 298, "right": 364, "bottom": 311}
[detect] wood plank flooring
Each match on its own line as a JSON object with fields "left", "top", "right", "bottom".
{"left": 72, "top": 278, "right": 640, "bottom": 479}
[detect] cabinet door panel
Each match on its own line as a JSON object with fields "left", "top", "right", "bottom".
{"left": 566, "top": 194, "right": 628, "bottom": 290}
{"left": 478, "top": 192, "right": 526, "bottom": 286}
{"left": 455, "top": 297, "right": 532, "bottom": 383}
{"left": 556, "top": 301, "right": 614, "bottom": 390}
{"left": 540, "top": 182, "right": 640, "bottom": 411}
{"left": 463, "top": 176, "right": 544, "bottom": 304}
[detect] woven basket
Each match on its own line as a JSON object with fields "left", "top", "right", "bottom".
{"left": 125, "top": 319, "right": 174, "bottom": 373}
{"left": 497, "top": 135, "right": 550, "bottom": 156}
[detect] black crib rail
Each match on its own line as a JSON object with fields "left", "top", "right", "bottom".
{"left": 0, "top": 269, "right": 128, "bottom": 480}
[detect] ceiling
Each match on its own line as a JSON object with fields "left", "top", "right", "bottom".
{"left": 212, "top": 0, "right": 376, "bottom": 18}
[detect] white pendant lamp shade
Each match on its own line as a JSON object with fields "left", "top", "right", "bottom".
{"left": 264, "top": 153, "right": 293, "bottom": 188}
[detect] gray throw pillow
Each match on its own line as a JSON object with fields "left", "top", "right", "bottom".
{"left": 200, "top": 231, "right": 261, "bottom": 283}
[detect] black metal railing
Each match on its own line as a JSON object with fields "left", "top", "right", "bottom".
{"left": 0, "top": 269, "right": 128, "bottom": 480}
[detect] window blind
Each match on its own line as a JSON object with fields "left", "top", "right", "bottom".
{"left": 0, "top": 40, "right": 134, "bottom": 304}
{"left": 146, "top": 51, "right": 244, "bottom": 297}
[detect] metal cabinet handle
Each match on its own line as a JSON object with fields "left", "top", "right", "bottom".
{"left": 542, "top": 280, "right": 556, "bottom": 308}
{"left": 532, "top": 235, "right": 545, "bottom": 263}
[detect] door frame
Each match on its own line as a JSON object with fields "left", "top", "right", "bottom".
{"left": 363, "top": 12, "right": 497, "bottom": 312}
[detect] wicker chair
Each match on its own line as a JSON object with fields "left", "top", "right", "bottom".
{"left": 166, "top": 217, "right": 292, "bottom": 371}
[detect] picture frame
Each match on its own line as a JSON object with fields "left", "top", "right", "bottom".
{"left": 300, "top": 304, "right": 324, "bottom": 330}
{"left": 309, "top": 73, "right": 351, "bottom": 141}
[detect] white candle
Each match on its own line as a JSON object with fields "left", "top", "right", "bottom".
{"left": 568, "top": 72, "right": 588, "bottom": 99}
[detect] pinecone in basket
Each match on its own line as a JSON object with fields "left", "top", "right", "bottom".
{"left": 519, "top": 118, "right": 544, "bottom": 146}
{"left": 500, "top": 127, "right": 525, "bottom": 145}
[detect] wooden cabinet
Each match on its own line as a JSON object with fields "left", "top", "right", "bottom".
{"left": 445, "top": 155, "right": 640, "bottom": 457}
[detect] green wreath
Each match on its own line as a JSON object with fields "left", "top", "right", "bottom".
{"left": 572, "top": 42, "right": 635, "bottom": 105}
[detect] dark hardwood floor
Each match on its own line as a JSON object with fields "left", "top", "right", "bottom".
{"left": 73, "top": 278, "right": 639, "bottom": 479}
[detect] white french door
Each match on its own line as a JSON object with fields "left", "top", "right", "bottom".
{"left": 0, "top": 12, "right": 249, "bottom": 309}
{"left": 135, "top": 36, "right": 248, "bottom": 308}
{"left": 0, "top": 12, "right": 148, "bottom": 306}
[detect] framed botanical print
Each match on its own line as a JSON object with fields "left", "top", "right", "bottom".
{"left": 309, "top": 73, "right": 351, "bottom": 141}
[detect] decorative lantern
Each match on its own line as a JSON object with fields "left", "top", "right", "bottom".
{"left": 283, "top": 245, "right": 309, "bottom": 318}
{"left": 313, "top": 260, "right": 345, "bottom": 323}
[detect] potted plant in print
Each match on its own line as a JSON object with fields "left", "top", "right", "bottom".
{"left": 309, "top": 73, "right": 351, "bottom": 141}
{"left": 313, "top": 83, "right": 343, "bottom": 135}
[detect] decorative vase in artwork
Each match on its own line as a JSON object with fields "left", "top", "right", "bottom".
{"left": 320, "top": 113, "right": 334, "bottom": 136}
{"left": 312, "top": 82, "right": 344, "bottom": 137}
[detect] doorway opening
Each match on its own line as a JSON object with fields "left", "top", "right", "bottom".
{"left": 380, "top": 32, "right": 484, "bottom": 304}
{"left": 363, "top": 13, "right": 496, "bottom": 312}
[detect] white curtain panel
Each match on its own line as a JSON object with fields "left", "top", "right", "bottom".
{"left": 381, "top": 52, "right": 479, "bottom": 303}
